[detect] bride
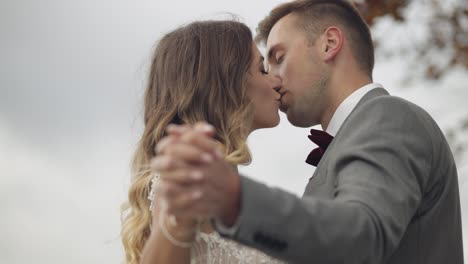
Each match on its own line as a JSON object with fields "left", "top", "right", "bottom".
{"left": 120, "top": 19, "right": 285, "bottom": 263}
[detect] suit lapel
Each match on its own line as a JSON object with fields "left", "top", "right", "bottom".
{"left": 304, "top": 88, "right": 390, "bottom": 195}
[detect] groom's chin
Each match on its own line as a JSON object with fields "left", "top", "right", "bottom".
{"left": 279, "top": 104, "right": 287, "bottom": 113}
{"left": 287, "top": 112, "right": 315, "bottom": 128}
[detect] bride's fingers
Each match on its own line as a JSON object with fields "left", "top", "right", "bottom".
{"left": 179, "top": 131, "right": 224, "bottom": 159}
{"left": 157, "top": 181, "right": 212, "bottom": 218}
{"left": 193, "top": 122, "right": 216, "bottom": 137}
{"left": 159, "top": 168, "right": 205, "bottom": 184}
{"left": 150, "top": 155, "right": 188, "bottom": 172}
{"left": 155, "top": 136, "right": 178, "bottom": 155}
{"left": 161, "top": 125, "right": 222, "bottom": 159}
{"left": 167, "top": 188, "right": 205, "bottom": 216}
{"left": 152, "top": 142, "right": 213, "bottom": 173}
{"left": 168, "top": 122, "right": 215, "bottom": 138}
{"left": 166, "top": 124, "right": 192, "bottom": 136}
{"left": 156, "top": 179, "right": 187, "bottom": 205}
{"left": 176, "top": 188, "right": 218, "bottom": 219}
{"left": 155, "top": 132, "right": 207, "bottom": 156}
{"left": 163, "top": 143, "right": 215, "bottom": 164}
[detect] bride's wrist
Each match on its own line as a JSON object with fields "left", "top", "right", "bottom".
{"left": 170, "top": 216, "right": 198, "bottom": 230}
{"left": 152, "top": 213, "right": 199, "bottom": 248}
{"left": 163, "top": 215, "right": 198, "bottom": 241}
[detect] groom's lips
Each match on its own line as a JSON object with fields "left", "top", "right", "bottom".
{"left": 278, "top": 90, "right": 287, "bottom": 99}
{"left": 279, "top": 90, "right": 287, "bottom": 100}
{"left": 279, "top": 91, "right": 288, "bottom": 112}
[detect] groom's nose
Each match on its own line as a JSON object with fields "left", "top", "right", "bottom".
{"left": 270, "top": 75, "right": 282, "bottom": 93}
{"left": 273, "top": 75, "right": 282, "bottom": 87}
{"left": 268, "top": 63, "right": 281, "bottom": 79}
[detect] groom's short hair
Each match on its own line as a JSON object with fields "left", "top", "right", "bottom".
{"left": 256, "top": 0, "right": 374, "bottom": 77}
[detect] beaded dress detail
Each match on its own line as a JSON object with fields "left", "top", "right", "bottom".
{"left": 148, "top": 175, "right": 285, "bottom": 264}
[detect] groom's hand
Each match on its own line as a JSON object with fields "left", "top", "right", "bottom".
{"left": 152, "top": 123, "right": 241, "bottom": 226}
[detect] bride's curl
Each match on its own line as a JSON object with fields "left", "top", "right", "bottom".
{"left": 121, "top": 20, "right": 256, "bottom": 264}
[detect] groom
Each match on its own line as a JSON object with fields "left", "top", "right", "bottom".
{"left": 153, "top": 0, "right": 464, "bottom": 263}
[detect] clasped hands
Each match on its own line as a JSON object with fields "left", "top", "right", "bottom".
{"left": 152, "top": 122, "right": 241, "bottom": 229}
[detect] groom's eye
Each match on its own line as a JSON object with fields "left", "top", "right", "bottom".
{"left": 276, "top": 53, "right": 284, "bottom": 64}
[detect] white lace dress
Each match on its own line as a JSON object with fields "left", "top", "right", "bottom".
{"left": 148, "top": 175, "right": 286, "bottom": 264}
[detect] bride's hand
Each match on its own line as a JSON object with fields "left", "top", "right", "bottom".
{"left": 150, "top": 186, "right": 200, "bottom": 242}
{"left": 161, "top": 212, "right": 199, "bottom": 241}
{"left": 153, "top": 124, "right": 240, "bottom": 225}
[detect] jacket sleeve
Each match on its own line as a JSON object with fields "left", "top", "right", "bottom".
{"left": 223, "top": 97, "right": 433, "bottom": 264}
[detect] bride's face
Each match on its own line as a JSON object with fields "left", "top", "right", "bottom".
{"left": 246, "top": 43, "right": 282, "bottom": 131}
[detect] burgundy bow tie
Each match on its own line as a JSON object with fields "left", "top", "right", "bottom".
{"left": 306, "top": 129, "right": 334, "bottom": 167}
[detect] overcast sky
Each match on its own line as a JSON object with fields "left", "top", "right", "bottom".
{"left": 1, "top": 0, "right": 467, "bottom": 263}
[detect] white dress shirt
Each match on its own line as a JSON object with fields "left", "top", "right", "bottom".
{"left": 326, "top": 83, "right": 383, "bottom": 136}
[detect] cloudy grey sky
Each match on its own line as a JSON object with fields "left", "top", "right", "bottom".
{"left": 1, "top": 0, "right": 467, "bottom": 263}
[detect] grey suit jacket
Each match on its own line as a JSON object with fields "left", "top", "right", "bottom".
{"left": 223, "top": 88, "right": 464, "bottom": 263}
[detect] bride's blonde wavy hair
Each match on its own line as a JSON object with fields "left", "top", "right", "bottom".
{"left": 120, "top": 20, "right": 255, "bottom": 264}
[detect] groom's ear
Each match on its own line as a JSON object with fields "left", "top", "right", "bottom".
{"left": 320, "top": 26, "right": 344, "bottom": 63}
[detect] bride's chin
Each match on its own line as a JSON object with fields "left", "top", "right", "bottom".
{"left": 249, "top": 117, "right": 280, "bottom": 134}
{"left": 269, "top": 117, "right": 280, "bottom": 128}
{"left": 269, "top": 113, "right": 281, "bottom": 127}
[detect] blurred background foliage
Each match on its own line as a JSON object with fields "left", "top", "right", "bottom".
{"left": 353, "top": 0, "right": 467, "bottom": 166}
{"left": 354, "top": 0, "right": 467, "bottom": 80}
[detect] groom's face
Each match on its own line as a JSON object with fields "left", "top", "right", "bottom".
{"left": 266, "top": 14, "right": 329, "bottom": 128}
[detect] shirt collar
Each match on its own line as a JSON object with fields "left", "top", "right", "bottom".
{"left": 326, "top": 83, "right": 383, "bottom": 136}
